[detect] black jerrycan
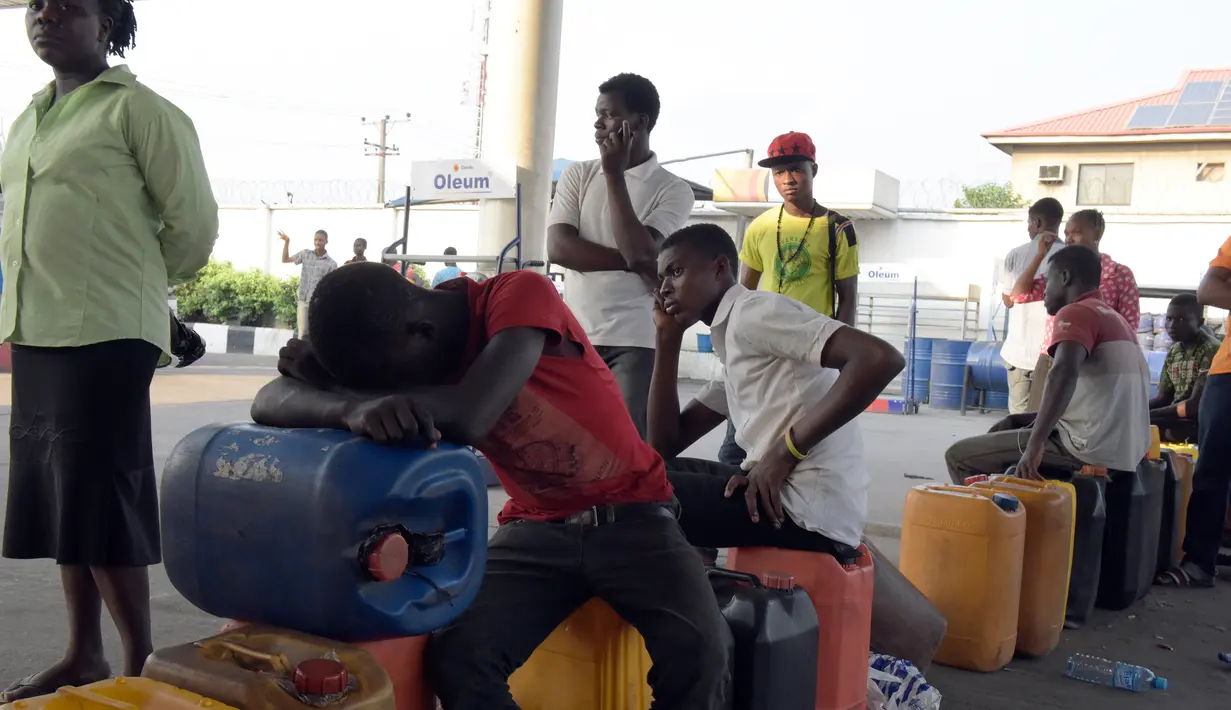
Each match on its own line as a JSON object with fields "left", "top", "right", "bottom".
{"left": 708, "top": 568, "right": 819, "bottom": 710}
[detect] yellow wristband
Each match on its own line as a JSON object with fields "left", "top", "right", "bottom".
{"left": 784, "top": 428, "right": 807, "bottom": 461}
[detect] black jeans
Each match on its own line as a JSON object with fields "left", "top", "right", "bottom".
{"left": 1183, "top": 373, "right": 1231, "bottom": 575}
{"left": 717, "top": 421, "right": 746, "bottom": 467}
{"left": 427, "top": 503, "right": 730, "bottom": 710}
{"left": 595, "top": 345, "right": 655, "bottom": 440}
{"left": 666, "top": 457, "right": 848, "bottom": 558}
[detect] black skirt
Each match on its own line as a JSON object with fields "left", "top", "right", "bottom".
{"left": 3, "top": 339, "right": 162, "bottom": 566}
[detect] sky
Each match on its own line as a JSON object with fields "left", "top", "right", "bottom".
{"left": 3, "top": 0, "right": 1231, "bottom": 196}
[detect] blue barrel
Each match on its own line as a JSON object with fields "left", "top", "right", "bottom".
{"left": 1146, "top": 351, "right": 1167, "bottom": 399}
{"left": 697, "top": 333, "right": 714, "bottom": 353}
{"left": 984, "top": 390, "right": 1010, "bottom": 411}
{"left": 928, "top": 340, "right": 976, "bottom": 410}
{"left": 161, "top": 423, "right": 488, "bottom": 642}
{"left": 966, "top": 341, "right": 1010, "bottom": 394}
{"left": 903, "top": 338, "right": 935, "bottom": 402}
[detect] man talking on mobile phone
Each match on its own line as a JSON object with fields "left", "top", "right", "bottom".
{"left": 547, "top": 73, "right": 695, "bottom": 439}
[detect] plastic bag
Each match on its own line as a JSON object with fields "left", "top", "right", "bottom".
{"left": 869, "top": 653, "right": 942, "bottom": 710}
{"left": 867, "top": 676, "right": 889, "bottom": 710}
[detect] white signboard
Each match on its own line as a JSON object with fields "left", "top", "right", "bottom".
{"left": 861, "top": 263, "right": 917, "bottom": 283}
{"left": 410, "top": 160, "right": 516, "bottom": 202}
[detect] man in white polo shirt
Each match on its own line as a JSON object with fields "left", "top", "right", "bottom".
{"left": 547, "top": 73, "right": 695, "bottom": 437}
{"left": 646, "top": 223, "right": 904, "bottom": 555}
{"left": 1000, "top": 197, "right": 1064, "bottom": 413}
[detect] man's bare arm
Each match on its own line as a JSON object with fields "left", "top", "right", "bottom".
{"left": 835, "top": 276, "right": 858, "bottom": 327}
{"left": 1025, "top": 341, "right": 1087, "bottom": 452}
{"left": 1198, "top": 266, "right": 1231, "bottom": 310}
{"left": 546, "top": 224, "right": 629, "bottom": 273}
{"left": 647, "top": 329, "right": 726, "bottom": 458}
{"left": 788, "top": 327, "right": 905, "bottom": 453}
{"left": 739, "top": 263, "right": 762, "bottom": 291}
{"left": 252, "top": 327, "right": 547, "bottom": 445}
{"left": 605, "top": 173, "right": 661, "bottom": 275}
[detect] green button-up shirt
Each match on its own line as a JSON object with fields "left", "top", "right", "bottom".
{"left": 0, "top": 65, "right": 217, "bottom": 354}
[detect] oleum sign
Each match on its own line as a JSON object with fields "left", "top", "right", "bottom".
{"left": 862, "top": 263, "right": 916, "bottom": 283}
{"left": 410, "top": 160, "right": 516, "bottom": 201}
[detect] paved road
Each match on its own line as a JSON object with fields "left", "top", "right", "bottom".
{"left": 0, "top": 355, "right": 1226, "bottom": 708}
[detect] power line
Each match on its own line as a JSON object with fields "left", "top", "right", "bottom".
{"left": 362, "top": 114, "right": 411, "bottom": 204}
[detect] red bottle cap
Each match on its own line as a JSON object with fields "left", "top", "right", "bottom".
{"left": 964, "top": 475, "right": 989, "bottom": 486}
{"left": 761, "top": 572, "right": 795, "bottom": 590}
{"left": 365, "top": 532, "right": 409, "bottom": 582}
{"left": 293, "top": 659, "right": 350, "bottom": 696}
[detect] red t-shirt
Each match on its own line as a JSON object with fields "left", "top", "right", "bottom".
{"left": 437, "top": 271, "right": 673, "bottom": 522}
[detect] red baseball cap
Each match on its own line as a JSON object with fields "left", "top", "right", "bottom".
{"left": 758, "top": 131, "right": 817, "bottom": 168}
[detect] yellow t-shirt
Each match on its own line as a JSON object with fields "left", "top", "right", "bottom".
{"left": 738, "top": 206, "right": 859, "bottom": 316}
{"left": 1208, "top": 234, "right": 1231, "bottom": 375}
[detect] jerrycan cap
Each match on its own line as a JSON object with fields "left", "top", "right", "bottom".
{"left": 761, "top": 572, "right": 795, "bottom": 590}
{"left": 992, "top": 493, "right": 1020, "bottom": 512}
{"left": 293, "top": 658, "right": 350, "bottom": 696}
{"left": 365, "top": 531, "right": 409, "bottom": 582}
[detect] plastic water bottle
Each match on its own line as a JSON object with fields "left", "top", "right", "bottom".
{"left": 1066, "top": 654, "right": 1168, "bottom": 692}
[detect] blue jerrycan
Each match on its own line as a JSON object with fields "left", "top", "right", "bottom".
{"left": 161, "top": 423, "right": 489, "bottom": 641}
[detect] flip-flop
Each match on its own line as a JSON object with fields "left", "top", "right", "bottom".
{"left": 1155, "top": 563, "right": 1216, "bottom": 588}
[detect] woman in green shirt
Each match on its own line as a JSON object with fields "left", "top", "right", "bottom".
{"left": 0, "top": 0, "right": 217, "bottom": 699}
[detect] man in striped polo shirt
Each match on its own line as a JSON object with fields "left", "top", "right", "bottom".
{"left": 945, "top": 245, "right": 1150, "bottom": 483}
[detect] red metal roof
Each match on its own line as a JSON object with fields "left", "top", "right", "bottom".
{"left": 984, "top": 69, "right": 1231, "bottom": 139}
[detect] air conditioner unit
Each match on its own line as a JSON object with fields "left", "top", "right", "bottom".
{"left": 1037, "top": 164, "right": 1066, "bottom": 183}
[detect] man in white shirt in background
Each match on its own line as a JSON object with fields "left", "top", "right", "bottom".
{"left": 999, "top": 197, "right": 1064, "bottom": 413}
{"left": 547, "top": 73, "right": 695, "bottom": 438}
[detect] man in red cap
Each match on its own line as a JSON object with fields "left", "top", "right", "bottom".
{"left": 718, "top": 132, "right": 859, "bottom": 464}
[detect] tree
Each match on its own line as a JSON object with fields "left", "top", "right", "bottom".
{"left": 953, "top": 182, "right": 1027, "bottom": 209}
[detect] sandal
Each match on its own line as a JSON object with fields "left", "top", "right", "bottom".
{"left": 1155, "top": 561, "right": 1216, "bottom": 588}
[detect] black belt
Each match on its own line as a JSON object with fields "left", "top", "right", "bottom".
{"left": 543, "top": 502, "right": 677, "bottom": 527}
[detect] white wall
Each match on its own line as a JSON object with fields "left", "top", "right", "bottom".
{"left": 216, "top": 204, "right": 480, "bottom": 280}
{"left": 213, "top": 202, "right": 1228, "bottom": 339}
{"left": 1009, "top": 142, "right": 1231, "bottom": 215}
{"left": 857, "top": 210, "right": 1231, "bottom": 335}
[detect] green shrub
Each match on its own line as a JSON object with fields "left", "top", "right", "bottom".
{"left": 173, "top": 260, "right": 299, "bottom": 328}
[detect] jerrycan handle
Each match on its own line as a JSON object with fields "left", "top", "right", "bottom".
{"left": 203, "top": 639, "right": 292, "bottom": 674}
{"left": 56, "top": 687, "right": 138, "bottom": 710}
{"left": 705, "top": 567, "right": 762, "bottom": 587}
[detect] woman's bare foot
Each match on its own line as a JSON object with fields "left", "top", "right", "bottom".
{"left": 0, "top": 655, "right": 111, "bottom": 702}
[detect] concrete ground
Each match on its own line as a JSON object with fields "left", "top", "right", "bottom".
{"left": 0, "top": 355, "right": 1226, "bottom": 708}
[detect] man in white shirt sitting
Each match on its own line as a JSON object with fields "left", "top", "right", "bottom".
{"left": 645, "top": 223, "right": 904, "bottom": 556}
{"left": 547, "top": 73, "right": 696, "bottom": 438}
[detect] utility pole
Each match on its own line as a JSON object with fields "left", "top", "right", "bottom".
{"left": 362, "top": 113, "right": 411, "bottom": 204}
